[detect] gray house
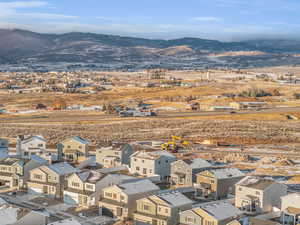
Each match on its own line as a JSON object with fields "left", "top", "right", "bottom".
{"left": 96, "top": 143, "right": 134, "bottom": 168}
{"left": 130, "top": 150, "right": 176, "bottom": 181}
{"left": 180, "top": 200, "right": 243, "bottom": 225}
{"left": 170, "top": 158, "right": 213, "bottom": 187}
{"left": 235, "top": 176, "right": 287, "bottom": 213}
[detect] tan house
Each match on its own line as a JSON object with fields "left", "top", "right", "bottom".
{"left": 230, "top": 102, "right": 267, "bottom": 110}
{"left": 134, "top": 191, "right": 193, "bottom": 225}
{"left": 63, "top": 170, "right": 105, "bottom": 207}
{"left": 0, "top": 156, "right": 47, "bottom": 190}
{"left": 58, "top": 136, "right": 90, "bottom": 163}
{"left": 179, "top": 200, "right": 243, "bottom": 225}
{"left": 170, "top": 158, "right": 212, "bottom": 187}
{"left": 99, "top": 179, "right": 160, "bottom": 220}
{"left": 281, "top": 193, "right": 300, "bottom": 225}
{"left": 96, "top": 143, "right": 134, "bottom": 168}
{"left": 235, "top": 176, "right": 287, "bottom": 213}
{"left": 130, "top": 151, "right": 176, "bottom": 181}
{"left": 196, "top": 168, "right": 244, "bottom": 199}
{"left": 27, "top": 162, "right": 77, "bottom": 198}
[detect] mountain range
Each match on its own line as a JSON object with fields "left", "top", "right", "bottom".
{"left": 1, "top": 29, "right": 300, "bottom": 70}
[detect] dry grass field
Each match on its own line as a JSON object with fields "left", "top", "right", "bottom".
{"left": 1, "top": 68, "right": 300, "bottom": 149}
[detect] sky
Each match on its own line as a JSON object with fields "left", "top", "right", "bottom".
{"left": 0, "top": 0, "right": 300, "bottom": 41}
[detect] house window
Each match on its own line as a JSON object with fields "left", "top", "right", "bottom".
{"left": 136, "top": 167, "right": 140, "bottom": 171}
{"left": 143, "top": 168, "right": 147, "bottom": 174}
{"left": 72, "top": 182, "right": 80, "bottom": 187}
{"left": 105, "top": 192, "right": 112, "bottom": 198}
{"left": 33, "top": 174, "right": 42, "bottom": 180}
{"left": 255, "top": 191, "right": 260, "bottom": 195}
{"left": 239, "top": 187, "right": 242, "bottom": 191}
{"left": 113, "top": 193, "right": 117, "bottom": 199}
{"left": 165, "top": 208, "right": 168, "bottom": 214}
{"left": 186, "top": 217, "right": 196, "bottom": 223}
{"left": 158, "top": 161, "right": 161, "bottom": 164}
{"left": 142, "top": 160, "right": 145, "bottom": 163}
{"left": 143, "top": 205, "right": 150, "bottom": 211}
{"left": 79, "top": 146, "right": 82, "bottom": 149}
{"left": 86, "top": 184, "right": 93, "bottom": 190}
{"left": 121, "top": 195, "right": 125, "bottom": 201}
{"left": 38, "top": 144, "right": 43, "bottom": 147}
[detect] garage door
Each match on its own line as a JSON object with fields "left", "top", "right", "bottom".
{"left": 28, "top": 187, "right": 42, "bottom": 194}
{"left": 63, "top": 191, "right": 79, "bottom": 205}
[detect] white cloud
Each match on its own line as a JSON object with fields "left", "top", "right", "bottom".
{"left": 0, "top": 1, "right": 47, "bottom": 9}
{"left": 191, "top": 17, "right": 221, "bottom": 22}
{"left": 17, "top": 13, "right": 78, "bottom": 19}
{"left": 0, "top": 1, "right": 77, "bottom": 20}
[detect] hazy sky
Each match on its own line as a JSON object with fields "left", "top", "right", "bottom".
{"left": 0, "top": 0, "right": 300, "bottom": 41}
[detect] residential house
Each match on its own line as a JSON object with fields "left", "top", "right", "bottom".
{"left": 16, "top": 135, "right": 47, "bottom": 158}
{"left": 179, "top": 200, "right": 243, "bottom": 225}
{"left": 57, "top": 136, "right": 90, "bottom": 163}
{"left": 281, "top": 193, "right": 300, "bottom": 225}
{"left": 134, "top": 191, "right": 193, "bottom": 225}
{"left": 63, "top": 170, "right": 105, "bottom": 207}
{"left": 130, "top": 151, "right": 176, "bottom": 180}
{"left": 196, "top": 168, "right": 245, "bottom": 199}
{"left": 27, "top": 162, "right": 77, "bottom": 199}
{"left": 235, "top": 176, "right": 287, "bottom": 213}
{"left": 64, "top": 171, "right": 140, "bottom": 207}
{"left": 170, "top": 158, "right": 213, "bottom": 187}
{"left": 96, "top": 143, "right": 134, "bottom": 168}
{"left": 230, "top": 102, "right": 267, "bottom": 110}
{"left": 0, "top": 156, "right": 47, "bottom": 190}
{"left": 99, "top": 179, "right": 160, "bottom": 220}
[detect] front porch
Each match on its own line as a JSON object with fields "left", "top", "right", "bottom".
{"left": 240, "top": 195, "right": 260, "bottom": 213}
{"left": 282, "top": 207, "right": 300, "bottom": 225}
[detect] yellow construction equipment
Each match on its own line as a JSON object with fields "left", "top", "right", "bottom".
{"left": 161, "top": 136, "right": 190, "bottom": 152}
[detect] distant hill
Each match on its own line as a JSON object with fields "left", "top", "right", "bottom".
{"left": 1, "top": 29, "right": 300, "bottom": 69}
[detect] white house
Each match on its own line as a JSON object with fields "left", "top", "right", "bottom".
{"left": 281, "top": 193, "right": 300, "bottom": 225}
{"left": 16, "top": 135, "right": 47, "bottom": 158}
{"left": 235, "top": 176, "right": 287, "bottom": 213}
{"left": 130, "top": 150, "right": 176, "bottom": 180}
